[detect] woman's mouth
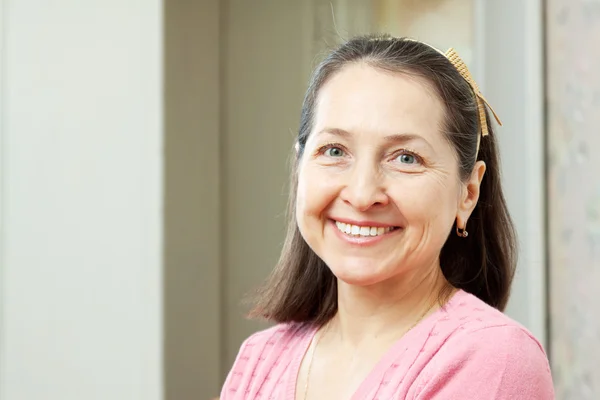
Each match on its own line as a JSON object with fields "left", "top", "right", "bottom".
{"left": 334, "top": 220, "right": 400, "bottom": 237}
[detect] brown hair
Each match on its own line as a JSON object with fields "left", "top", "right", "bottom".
{"left": 249, "top": 34, "right": 517, "bottom": 326}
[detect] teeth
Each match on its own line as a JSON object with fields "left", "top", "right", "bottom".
{"left": 335, "top": 221, "right": 395, "bottom": 237}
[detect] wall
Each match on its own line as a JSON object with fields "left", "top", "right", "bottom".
{"left": 373, "top": 0, "right": 475, "bottom": 67}
{"left": 547, "top": 0, "right": 600, "bottom": 398}
{"left": 221, "top": 0, "right": 309, "bottom": 369}
{"left": 0, "top": 1, "right": 164, "bottom": 399}
{"left": 163, "top": 0, "right": 221, "bottom": 398}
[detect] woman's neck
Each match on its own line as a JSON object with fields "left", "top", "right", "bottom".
{"left": 328, "top": 265, "right": 451, "bottom": 349}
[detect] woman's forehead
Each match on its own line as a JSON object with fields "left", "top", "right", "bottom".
{"left": 312, "top": 64, "right": 446, "bottom": 146}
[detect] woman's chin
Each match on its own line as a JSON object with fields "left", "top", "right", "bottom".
{"left": 329, "top": 264, "right": 389, "bottom": 287}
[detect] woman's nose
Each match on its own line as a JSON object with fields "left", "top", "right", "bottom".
{"left": 339, "top": 163, "right": 389, "bottom": 211}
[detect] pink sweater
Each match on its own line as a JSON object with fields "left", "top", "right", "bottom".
{"left": 221, "top": 290, "right": 554, "bottom": 399}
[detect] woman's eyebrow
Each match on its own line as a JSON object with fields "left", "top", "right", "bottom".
{"left": 316, "top": 128, "right": 434, "bottom": 150}
{"left": 383, "top": 133, "right": 434, "bottom": 150}
{"left": 315, "top": 127, "right": 352, "bottom": 139}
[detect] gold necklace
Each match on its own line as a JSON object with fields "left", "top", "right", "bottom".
{"left": 302, "top": 301, "right": 436, "bottom": 400}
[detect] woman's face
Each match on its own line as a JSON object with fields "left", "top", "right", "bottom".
{"left": 296, "top": 63, "right": 483, "bottom": 286}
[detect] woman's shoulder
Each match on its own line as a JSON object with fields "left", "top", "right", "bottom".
{"left": 440, "top": 290, "right": 544, "bottom": 345}
{"left": 432, "top": 290, "right": 548, "bottom": 359}
{"left": 411, "top": 290, "right": 554, "bottom": 398}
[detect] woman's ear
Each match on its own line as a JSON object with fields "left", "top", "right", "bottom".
{"left": 456, "top": 160, "right": 486, "bottom": 227}
{"left": 294, "top": 141, "right": 300, "bottom": 153}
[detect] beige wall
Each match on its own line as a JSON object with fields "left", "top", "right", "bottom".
{"left": 163, "top": 0, "right": 221, "bottom": 398}
{"left": 373, "top": 0, "right": 475, "bottom": 66}
{"left": 221, "top": 0, "right": 307, "bottom": 369}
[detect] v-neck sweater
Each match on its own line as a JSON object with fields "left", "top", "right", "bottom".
{"left": 220, "top": 290, "right": 554, "bottom": 399}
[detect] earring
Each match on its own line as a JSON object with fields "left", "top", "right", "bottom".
{"left": 456, "top": 225, "right": 468, "bottom": 238}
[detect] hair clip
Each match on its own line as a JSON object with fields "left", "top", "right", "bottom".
{"left": 444, "top": 48, "right": 502, "bottom": 137}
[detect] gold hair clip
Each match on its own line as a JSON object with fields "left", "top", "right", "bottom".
{"left": 444, "top": 48, "right": 502, "bottom": 137}
{"left": 402, "top": 39, "right": 501, "bottom": 140}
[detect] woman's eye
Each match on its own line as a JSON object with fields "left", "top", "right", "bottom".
{"left": 324, "top": 147, "right": 345, "bottom": 157}
{"left": 397, "top": 153, "right": 417, "bottom": 164}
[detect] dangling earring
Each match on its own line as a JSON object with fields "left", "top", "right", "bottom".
{"left": 456, "top": 224, "right": 468, "bottom": 238}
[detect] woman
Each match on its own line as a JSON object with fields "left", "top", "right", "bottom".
{"left": 220, "top": 35, "right": 554, "bottom": 399}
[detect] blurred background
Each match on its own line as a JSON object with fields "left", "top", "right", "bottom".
{"left": 0, "top": 0, "right": 598, "bottom": 399}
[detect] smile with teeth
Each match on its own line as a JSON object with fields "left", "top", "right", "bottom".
{"left": 335, "top": 221, "right": 398, "bottom": 237}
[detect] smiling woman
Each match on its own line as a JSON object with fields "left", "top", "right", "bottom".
{"left": 219, "top": 35, "right": 554, "bottom": 400}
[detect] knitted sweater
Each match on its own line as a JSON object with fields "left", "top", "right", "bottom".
{"left": 221, "top": 290, "right": 554, "bottom": 399}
